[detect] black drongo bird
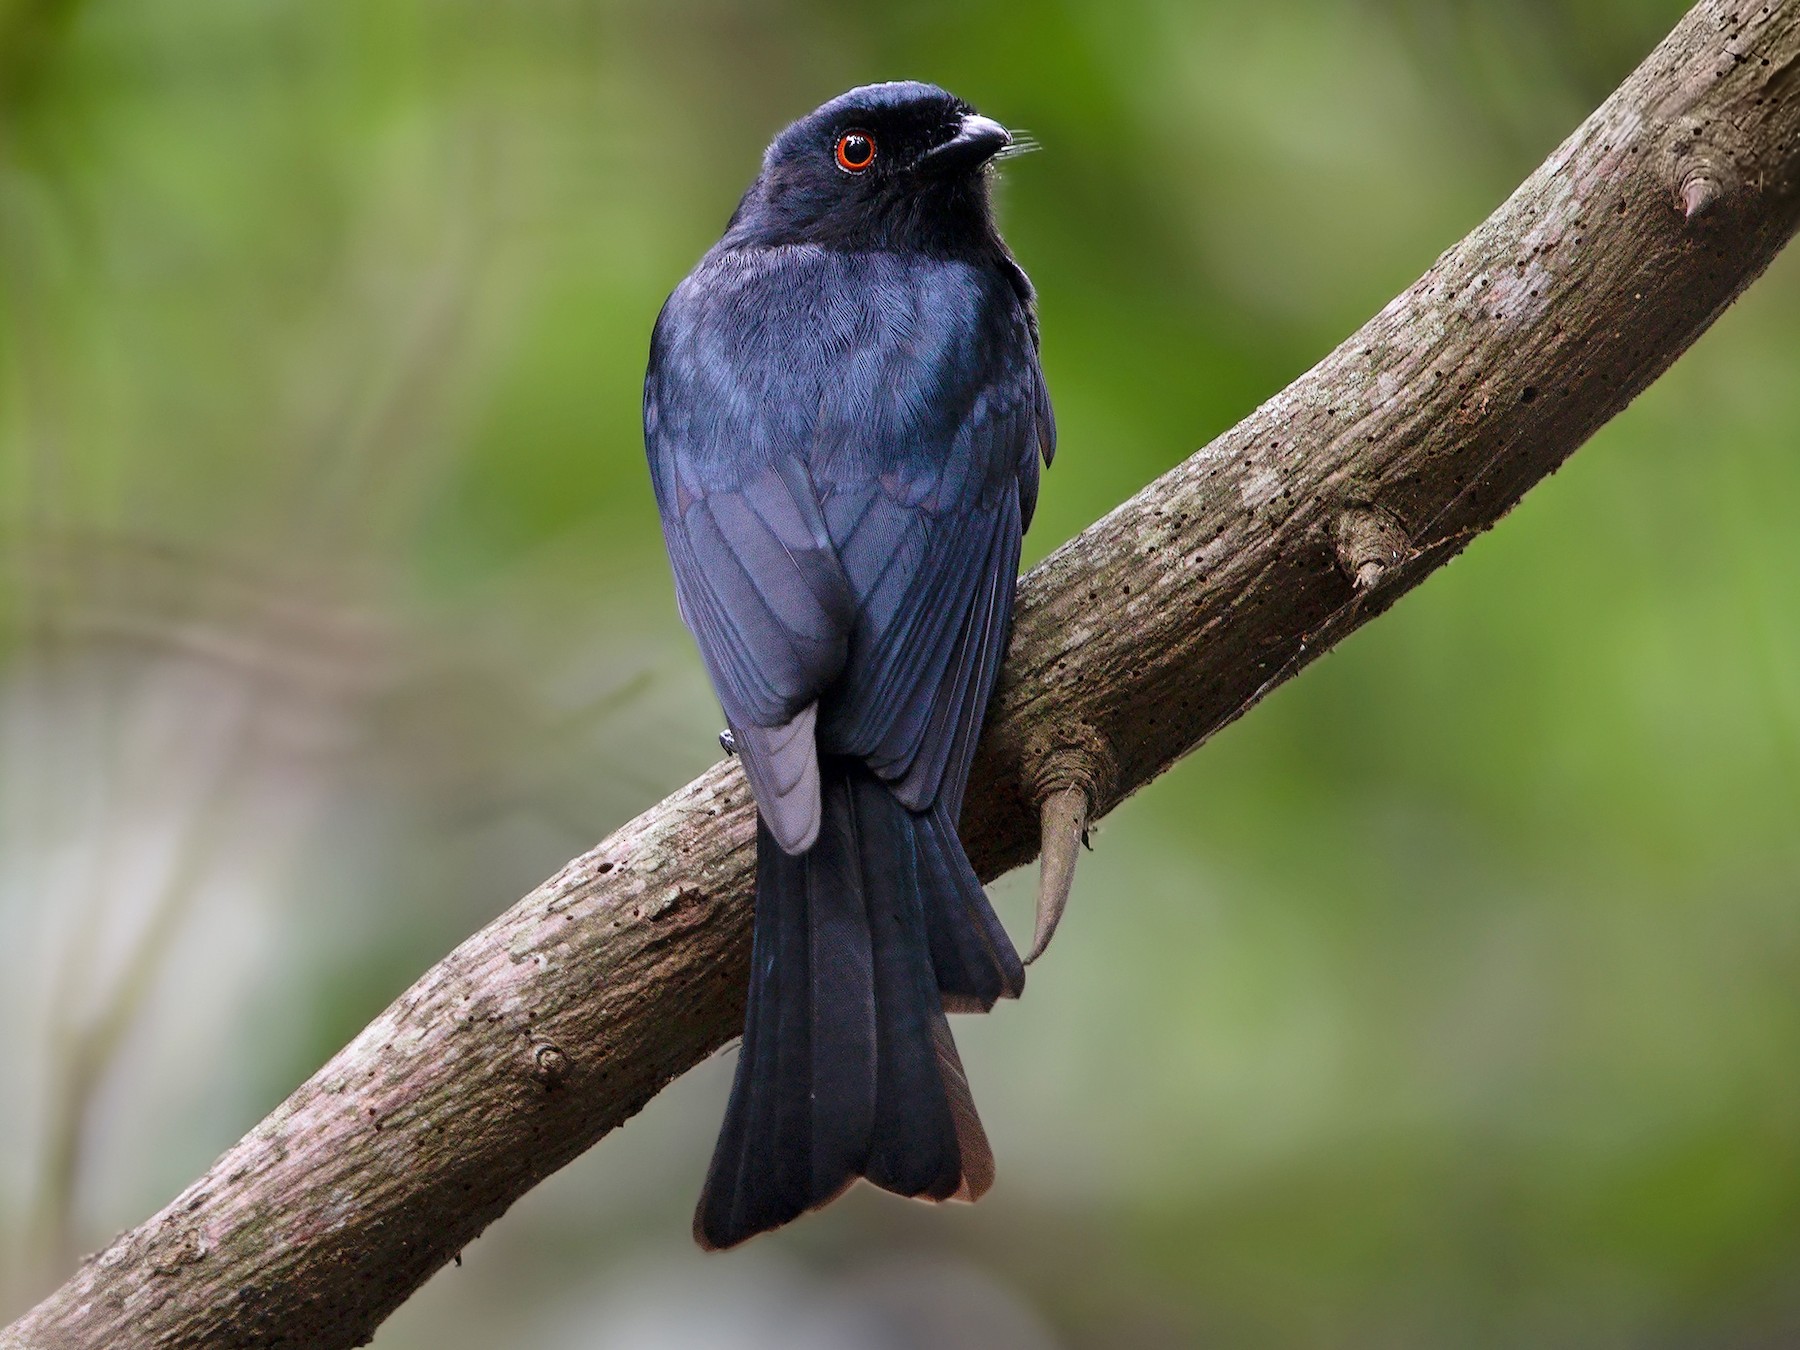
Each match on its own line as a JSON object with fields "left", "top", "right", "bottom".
{"left": 644, "top": 81, "right": 1054, "bottom": 1250}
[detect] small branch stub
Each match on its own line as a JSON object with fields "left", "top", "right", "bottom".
{"left": 143, "top": 1225, "right": 208, "bottom": 1277}
{"left": 1681, "top": 171, "right": 1723, "bottom": 220}
{"left": 532, "top": 1044, "right": 569, "bottom": 1088}
{"left": 1334, "top": 505, "right": 1409, "bottom": 590}
{"left": 1023, "top": 725, "right": 1113, "bottom": 964}
{"left": 1028, "top": 786, "right": 1088, "bottom": 964}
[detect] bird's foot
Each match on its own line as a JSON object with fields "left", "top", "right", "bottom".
{"left": 718, "top": 728, "right": 738, "bottom": 757}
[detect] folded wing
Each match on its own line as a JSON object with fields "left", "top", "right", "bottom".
{"left": 647, "top": 250, "right": 1053, "bottom": 848}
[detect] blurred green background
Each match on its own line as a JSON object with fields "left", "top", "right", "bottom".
{"left": 4, "top": 0, "right": 1799, "bottom": 1345}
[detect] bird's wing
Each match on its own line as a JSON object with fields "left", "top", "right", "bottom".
{"left": 818, "top": 326, "right": 1050, "bottom": 816}
{"left": 650, "top": 442, "right": 855, "bottom": 852}
{"left": 647, "top": 249, "right": 1051, "bottom": 838}
{"left": 654, "top": 453, "right": 852, "bottom": 725}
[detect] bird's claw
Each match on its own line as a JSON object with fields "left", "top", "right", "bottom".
{"left": 718, "top": 728, "right": 738, "bottom": 757}
{"left": 1028, "top": 786, "right": 1088, "bottom": 963}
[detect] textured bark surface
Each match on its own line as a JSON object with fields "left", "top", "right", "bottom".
{"left": 8, "top": 2, "right": 1800, "bottom": 1345}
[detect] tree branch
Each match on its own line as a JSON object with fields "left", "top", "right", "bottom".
{"left": 9, "top": 1, "right": 1800, "bottom": 1345}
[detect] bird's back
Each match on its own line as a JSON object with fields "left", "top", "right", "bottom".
{"left": 647, "top": 240, "right": 1044, "bottom": 785}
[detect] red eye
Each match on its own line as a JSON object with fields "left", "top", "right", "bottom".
{"left": 834, "top": 131, "right": 876, "bottom": 173}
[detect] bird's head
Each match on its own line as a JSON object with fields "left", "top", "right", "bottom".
{"left": 726, "top": 82, "right": 1026, "bottom": 254}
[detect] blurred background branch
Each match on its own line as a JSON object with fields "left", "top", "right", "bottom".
{"left": 0, "top": 0, "right": 87, "bottom": 118}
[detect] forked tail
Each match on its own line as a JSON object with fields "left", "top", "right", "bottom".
{"left": 694, "top": 758, "right": 1022, "bottom": 1249}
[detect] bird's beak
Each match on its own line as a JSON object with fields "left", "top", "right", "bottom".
{"left": 917, "top": 114, "right": 1012, "bottom": 175}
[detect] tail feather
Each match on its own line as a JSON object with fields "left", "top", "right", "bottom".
{"left": 802, "top": 801, "right": 876, "bottom": 1200}
{"left": 696, "top": 827, "right": 808, "bottom": 1248}
{"left": 694, "top": 760, "right": 1003, "bottom": 1250}
{"left": 917, "top": 803, "right": 1025, "bottom": 1013}
{"left": 932, "top": 1014, "right": 995, "bottom": 1202}
{"left": 857, "top": 769, "right": 962, "bottom": 1200}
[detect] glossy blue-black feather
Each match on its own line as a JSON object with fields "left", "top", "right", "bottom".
{"left": 646, "top": 243, "right": 1050, "bottom": 834}
{"left": 647, "top": 79, "right": 1052, "bottom": 1251}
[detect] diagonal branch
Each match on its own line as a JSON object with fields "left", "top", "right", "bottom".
{"left": 8, "top": 1, "right": 1800, "bottom": 1345}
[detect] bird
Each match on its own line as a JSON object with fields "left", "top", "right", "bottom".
{"left": 644, "top": 81, "right": 1054, "bottom": 1251}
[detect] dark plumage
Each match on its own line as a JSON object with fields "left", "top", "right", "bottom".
{"left": 644, "top": 81, "right": 1054, "bottom": 1250}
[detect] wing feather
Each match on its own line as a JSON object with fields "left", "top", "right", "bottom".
{"left": 647, "top": 247, "right": 1052, "bottom": 831}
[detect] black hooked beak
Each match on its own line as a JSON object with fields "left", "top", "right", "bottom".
{"left": 917, "top": 113, "right": 1012, "bottom": 175}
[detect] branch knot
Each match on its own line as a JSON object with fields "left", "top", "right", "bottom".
{"left": 531, "top": 1043, "right": 570, "bottom": 1088}
{"left": 1333, "top": 505, "right": 1409, "bottom": 590}
{"left": 1668, "top": 114, "right": 1743, "bottom": 224}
